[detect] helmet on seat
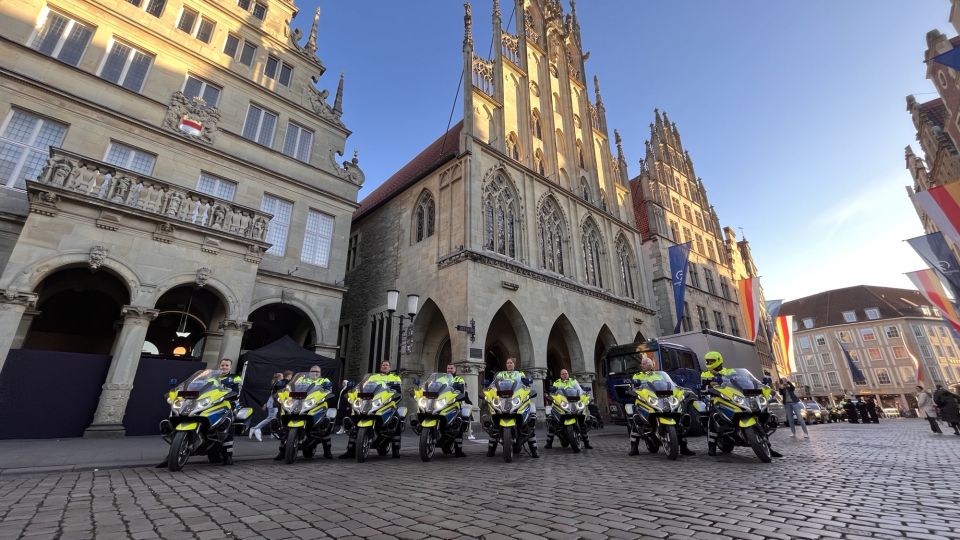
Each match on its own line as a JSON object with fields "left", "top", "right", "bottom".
{"left": 704, "top": 351, "right": 724, "bottom": 371}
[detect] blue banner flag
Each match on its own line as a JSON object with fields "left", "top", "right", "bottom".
{"left": 932, "top": 46, "right": 960, "bottom": 72}
{"left": 906, "top": 231, "right": 960, "bottom": 299}
{"left": 836, "top": 339, "right": 867, "bottom": 385}
{"left": 669, "top": 242, "right": 693, "bottom": 333}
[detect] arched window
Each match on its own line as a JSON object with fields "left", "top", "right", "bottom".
{"left": 576, "top": 140, "right": 585, "bottom": 169}
{"left": 615, "top": 234, "right": 637, "bottom": 299}
{"left": 414, "top": 190, "right": 435, "bottom": 243}
{"left": 483, "top": 173, "right": 518, "bottom": 258}
{"left": 531, "top": 109, "right": 543, "bottom": 140}
{"left": 534, "top": 150, "right": 545, "bottom": 176}
{"left": 582, "top": 218, "right": 605, "bottom": 287}
{"left": 599, "top": 188, "right": 608, "bottom": 211}
{"left": 579, "top": 177, "right": 590, "bottom": 201}
{"left": 506, "top": 132, "right": 520, "bottom": 160}
{"left": 538, "top": 196, "right": 566, "bottom": 274}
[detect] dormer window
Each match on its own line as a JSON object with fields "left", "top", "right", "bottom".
{"left": 865, "top": 307, "right": 880, "bottom": 320}
{"left": 802, "top": 317, "right": 814, "bottom": 329}
{"left": 237, "top": 0, "right": 267, "bottom": 21}
{"left": 842, "top": 310, "right": 857, "bottom": 323}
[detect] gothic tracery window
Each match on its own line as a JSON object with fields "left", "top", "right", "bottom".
{"left": 576, "top": 139, "right": 586, "bottom": 169}
{"left": 531, "top": 109, "right": 543, "bottom": 140}
{"left": 414, "top": 190, "right": 435, "bottom": 243}
{"left": 538, "top": 196, "right": 566, "bottom": 274}
{"left": 615, "top": 234, "right": 637, "bottom": 299}
{"left": 599, "top": 188, "right": 608, "bottom": 212}
{"left": 534, "top": 150, "right": 545, "bottom": 175}
{"left": 507, "top": 132, "right": 520, "bottom": 160}
{"left": 579, "top": 177, "right": 590, "bottom": 201}
{"left": 582, "top": 217, "right": 605, "bottom": 288}
{"left": 483, "top": 173, "right": 518, "bottom": 258}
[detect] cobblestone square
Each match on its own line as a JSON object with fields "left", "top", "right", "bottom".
{"left": 1, "top": 420, "right": 958, "bottom": 539}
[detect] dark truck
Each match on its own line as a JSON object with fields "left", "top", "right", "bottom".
{"left": 600, "top": 329, "right": 767, "bottom": 432}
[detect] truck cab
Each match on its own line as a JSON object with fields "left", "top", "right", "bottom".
{"left": 602, "top": 340, "right": 702, "bottom": 424}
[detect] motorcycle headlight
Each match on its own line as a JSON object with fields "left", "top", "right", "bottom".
{"left": 435, "top": 398, "right": 447, "bottom": 410}
{"left": 668, "top": 396, "right": 679, "bottom": 408}
{"left": 196, "top": 397, "right": 210, "bottom": 409}
{"left": 561, "top": 401, "right": 571, "bottom": 411}
{"left": 303, "top": 398, "right": 316, "bottom": 410}
{"left": 166, "top": 395, "right": 175, "bottom": 405}
{"left": 371, "top": 398, "right": 383, "bottom": 409}
{"left": 418, "top": 397, "right": 428, "bottom": 409}
{"left": 756, "top": 396, "right": 768, "bottom": 407}
{"left": 575, "top": 401, "right": 585, "bottom": 411}
{"left": 733, "top": 394, "right": 748, "bottom": 407}
{"left": 492, "top": 397, "right": 502, "bottom": 408}
{"left": 352, "top": 398, "right": 362, "bottom": 409}
{"left": 284, "top": 398, "right": 294, "bottom": 409}
{"left": 171, "top": 397, "right": 185, "bottom": 411}
{"left": 647, "top": 396, "right": 659, "bottom": 407}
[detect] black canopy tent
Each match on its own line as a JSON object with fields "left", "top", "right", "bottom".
{"left": 239, "top": 336, "right": 341, "bottom": 425}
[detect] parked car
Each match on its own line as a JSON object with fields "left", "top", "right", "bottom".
{"left": 800, "top": 401, "right": 826, "bottom": 424}
{"left": 768, "top": 397, "right": 786, "bottom": 426}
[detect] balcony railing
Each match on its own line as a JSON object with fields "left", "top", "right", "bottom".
{"left": 31, "top": 148, "right": 272, "bottom": 243}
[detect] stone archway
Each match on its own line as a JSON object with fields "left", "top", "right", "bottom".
{"left": 408, "top": 298, "right": 452, "bottom": 375}
{"left": 483, "top": 301, "right": 534, "bottom": 383}
{"left": 545, "top": 314, "right": 584, "bottom": 384}
{"left": 593, "top": 325, "right": 618, "bottom": 422}
{"left": 244, "top": 303, "right": 317, "bottom": 352}
{"left": 147, "top": 285, "right": 227, "bottom": 361}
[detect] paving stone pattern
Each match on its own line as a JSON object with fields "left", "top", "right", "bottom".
{"left": 1, "top": 421, "right": 958, "bottom": 539}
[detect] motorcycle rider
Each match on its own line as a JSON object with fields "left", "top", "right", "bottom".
{"left": 545, "top": 368, "right": 593, "bottom": 450}
{"left": 339, "top": 360, "right": 402, "bottom": 459}
{"left": 628, "top": 356, "right": 694, "bottom": 456}
{"left": 700, "top": 351, "right": 781, "bottom": 458}
{"left": 487, "top": 357, "right": 539, "bottom": 458}
{"left": 445, "top": 363, "right": 469, "bottom": 457}
{"left": 216, "top": 358, "right": 242, "bottom": 465}
{"left": 275, "top": 365, "right": 334, "bottom": 460}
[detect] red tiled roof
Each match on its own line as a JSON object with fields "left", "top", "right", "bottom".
{"left": 353, "top": 121, "right": 463, "bottom": 222}
{"left": 778, "top": 285, "right": 932, "bottom": 329}
{"left": 629, "top": 176, "right": 652, "bottom": 239}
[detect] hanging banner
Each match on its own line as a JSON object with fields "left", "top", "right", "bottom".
{"left": 906, "top": 231, "right": 960, "bottom": 299}
{"left": 910, "top": 184, "right": 960, "bottom": 247}
{"left": 774, "top": 315, "right": 795, "bottom": 373}
{"left": 906, "top": 269, "right": 960, "bottom": 333}
{"left": 736, "top": 277, "right": 761, "bottom": 341}
{"left": 668, "top": 242, "right": 693, "bottom": 334}
{"left": 836, "top": 339, "right": 867, "bottom": 386}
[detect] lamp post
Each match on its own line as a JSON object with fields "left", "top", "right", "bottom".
{"left": 386, "top": 289, "right": 419, "bottom": 371}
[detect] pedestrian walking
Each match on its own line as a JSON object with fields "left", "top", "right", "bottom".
{"left": 917, "top": 385, "right": 942, "bottom": 434}
{"left": 933, "top": 384, "right": 960, "bottom": 435}
{"left": 779, "top": 378, "right": 809, "bottom": 438}
{"left": 865, "top": 396, "right": 880, "bottom": 424}
{"left": 249, "top": 372, "right": 283, "bottom": 441}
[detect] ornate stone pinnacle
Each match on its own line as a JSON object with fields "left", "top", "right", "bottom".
{"left": 464, "top": 1, "right": 473, "bottom": 49}
{"left": 306, "top": 7, "right": 320, "bottom": 55}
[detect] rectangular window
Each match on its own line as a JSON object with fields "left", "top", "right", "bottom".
{"left": 264, "top": 56, "right": 279, "bottom": 78}
{"left": 935, "top": 345, "right": 944, "bottom": 357}
{"left": 892, "top": 345, "right": 908, "bottom": 360}
{"left": 842, "top": 310, "right": 857, "bottom": 323}
{"left": 264, "top": 56, "right": 294, "bottom": 87}
{"left": 859, "top": 327, "right": 876, "bottom": 341}
{"left": 815, "top": 334, "right": 826, "bottom": 347}
{"left": 820, "top": 352, "right": 834, "bottom": 367}
{"left": 0, "top": 109, "right": 68, "bottom": 189}
{"left": 688, "top": 264, "right": 700, "bottom": 287}
{"left": 947, "top": 345, "right": 956, "bottom": 358}
{"left": 719, "top": 278, "right": 730, "bottom": 299}
{"left": 838, "top": 330, "right": 851, "bottom": 343}
{"left": 196, "top": 172, "right": 237, "bottom": 201}
{"left": 798, "top": 335, "right": 811, "bottom": 351}
{"left": 827, "top": 371, "right": 840, "bottom": 387}
{"left": 899, "top": 366, "right": 916, "bottom": 384}
{"left": 31, "top": 10, "right": 94, "bottom": 67}
{"left": 127, "top": 0, "right": 166, "bottom": 17}
{"left": 885, "top": 326, "right": 900, "bottom": 339}
{"left": 865, "top": 307, "right": 880, "bottom": 320}
{"left": 252, "top": 1, "right": 268, "bottom": 20}
{"left": 239, "top": 42, "right": 257, "bottom": 67}
{"left": 876, "top": 368, "right": 892, "bottom": 385}
{"left": 912, "top": 324, "right": 924, "bottom": 339}
{"left": 242, "top": 104, "right": 277, "bottom": 146}
{"left": 704, "top": 269, "right": 716, "bottom": 294}
{"left": 802, "top": 318, "right": 814, "bottom": 329}
{"left": 196, "top": 17, "right": 215, "bottom": 43}
{"left": 261, "top": 195, "right": 293, "bottom": 256}
{"left": 103, "top": 141, "right": 156, "bottom": 175}
{"left": 224, "top": 33, "right": 240, "bottom": 58}
{"left": 713, "top": 311, "right": 725, "bottom": 333}
{"left": 279, "top": 63, "right": 293, "bottom": 86}
{"left": 919, "top": 344, "right": 933, "bottom": 358}
{"left": 809, "top": 373, "right": 822, "bottom": 388}
{"left": 938, "top": 326, "right": 948, "bottom": 337}
{"left": 849, "top": 350, "right": 860, "bottom": 363}
{"left": 682, "top": 301, "right": 692, "bottom": 332}
{"left": 237, "top": 0, "right": 251, "bottom": 9}
{"left": 182, "top": 75, "right": 222, "bottom": 107}
{"left": 282, "top": 122, "right": 313, "bottom": 162}
{"left": 921, "top": 305, "right": 932, "bottom": 316}
{"left": 302, "top": 209, "right": 335, "bottom": 267}
{"left": 99, "top": 40, "right": 153, "bottom": 92}
{"left": 697, "top": 305, "right": 709, "bottom": 330}
{"left": 346, "top": 233, "right": 360, "bottom": 271}
{"left": 867, "top": 347, "right": 882, "bottom": 361}
{"left": 176, "top": 7, "right": 198, "bottom": 34}
{"left": 728, "top": 315, "right": 740, "bottom": 337}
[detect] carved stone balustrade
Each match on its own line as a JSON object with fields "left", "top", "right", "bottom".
{"left": 501, "top": 33, "right": 521, "bottom": 65}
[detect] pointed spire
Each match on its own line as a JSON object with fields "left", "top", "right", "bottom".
{"left": 615, "top": 129, "right": 624, "bottom": 159}
{"left": 493, "top": 0, "right": 502, "bottom": 26}
{"left": 305, "top": 7, "right": 320, "bottom": 55}
{"left": 593, "top": 75, "right": 604, "bottom": 106}
{"left": 333, "top": 72, "right": 344, "bottom": 115}
{"left": 570, "top": 0, "right": 581, "bottom": 38}
{"left": 464, "top": 1, "right": 474, "bottom": 51}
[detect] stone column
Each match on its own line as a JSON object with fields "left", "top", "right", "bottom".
{"left": 398, "top": 368, "right": 424, "bottom": 411}
{"left": 214, "top": 319, "right": 251, "bottom": 368}
{"left": 84, "top": 305, "right": 159, "bottom": 437}
{"left": 527, "top": 367, "right": 548, "bottom": 422}
{"left": 454, "top": 360, "right": 485, "bottom": 437}
{"left": 201, "top": 329, "right": 224, "bottom": 367}
{"left": 11, "top": 309, "right": 40, "bottom": 349}
{"left": 0, "top": 289, "right": 38, "bottom": 377}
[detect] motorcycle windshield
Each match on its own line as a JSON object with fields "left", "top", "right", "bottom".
{"left": 289, "top": 373, "right": 330, "bottom": 393}
{"left": 642, "top": 371, "right": 677, "bottom": 393}
{"left": 561, "top": 383, "right": 583, "bottom": 399}
{"left": 490, "top": 376, "right": 520, "bottom": 394}
{"left": 725, "top": 369, "right": 765, "bottom": 392}
{"left": 179, "top": 370, "right": 220, "bottom": 392}
{"left": 423, "top": 373, "right": 454, "bottom": 395}
{"left": 356, "top": 375, "right": 386, "bottom": 397}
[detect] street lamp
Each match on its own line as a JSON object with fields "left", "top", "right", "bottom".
{"left": 386, "top": 289, "right": 419, "bottom": 371}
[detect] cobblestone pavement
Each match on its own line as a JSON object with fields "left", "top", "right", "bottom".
{"left": 1, "top": 420, "right": 958, "bottom": 540}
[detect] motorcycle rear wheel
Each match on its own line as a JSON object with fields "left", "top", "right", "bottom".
{"left": 168, "top": 431, "right": 191, "bottom": 472}
{"left": 419, "top": 429, "right": 436, "bottom": 462}
{"left": 285, "top": 428, "right": 298, "bottom": 464}
{"left": 567, "top": 425, "right": 580, "bottom": 453}
{"left": 356, "top": 427, "right": 371, "bottom": 463}
{"left": 661, "top": 424, "right": 679, "bottom": 460}
{"left": 502, "top": 427, "right": 514, "bottom": 463}
{"left": 745, "top": 425, "right": 772, "bottom": 463}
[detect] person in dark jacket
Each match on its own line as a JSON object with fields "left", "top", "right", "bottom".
{"left": 933, "top": 384, "right": 960, "bottom": 435}
{"left": 843, "top": 397, "right": 859, "bottom": 423}
{"left": 864, "top": 397, "right": 880, "bottom": 424}
{"left": 855, "top": 397, "right": 869, "bottom": 424}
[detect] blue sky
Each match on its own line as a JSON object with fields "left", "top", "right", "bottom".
{"left": 300, "top": 1, "right": 948, "bottom": 303}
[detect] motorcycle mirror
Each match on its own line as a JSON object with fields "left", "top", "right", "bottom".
{"left": 168, "top": 378, "right": 178, "bottom": 388}
{"left": 344, "top": 380, "right": 356, "bottom": 389}
{"left": 530, "top": 391, "right": 538, "bottom": 398}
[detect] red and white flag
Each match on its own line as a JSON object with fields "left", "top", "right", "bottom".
{"left": 906, "top": 268, "right": 960, "bottom": 333}
{"left": 736, "top": 277, "right": 761, "bottom": 341}
{"left": 774, "top": 315, "right": 796, "bottom": 374}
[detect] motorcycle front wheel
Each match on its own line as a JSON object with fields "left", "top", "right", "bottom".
{"left": 661, "top": 424, "right": 679, "bottom": 460}
{"left": 419, "top": 428, "right": 436, "bottom": 462}
{"left": 567, "top": 425, "right": 580, "bottom": 453}
{"left": 167, "top": 431, "right": 191, "bottom": 472}
{"left": 356, "top": 426, "right": 371, "bottom": 463}
{"left": 745, "top": 425, "right": 772, "bottom": 463}
{"left": 502, "top": 427, "right": 514, "bottom": 463}
{"left": 285, "top": 427, "right": 299, "bottom": 464}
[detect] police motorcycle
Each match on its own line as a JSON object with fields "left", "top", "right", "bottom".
{"left": 161, "top": 370, "right": 252, "bottom": 472}
{"left": 410, "top": 373, "right": 472, "bottom": 462}
{"left": 704, "top": 368, "right": 776, "bottom": 463}
{"left": 343, "top": 374, "right": 407, "bottom": 463}
{"left": 625, "top": 371, "right": 689, "bottom": 460}
{"left": 546, "top": 381, "right": 592, "bottom": 453}
{"left": 481, "top": 374, "right": 537, "bottom": 463}
{"left": 275, "top": 372, "right": 337, "bottom": 464}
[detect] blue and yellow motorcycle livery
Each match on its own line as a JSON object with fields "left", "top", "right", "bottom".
{"left": 161, "top": 370, "right": 252, "bottom": 472}
{"left": 481, "top": 373, "right": 537, "bottom": 463}
{"left": 704, "top": 368, "right": 775, "bottom": 463}
{"left": 625, "top": 370, "right": 688, "bottom": 460}
{"left": 546, "top": 381, "right": 592, "bottom": 453}
{"left": 344, "top": 374, "right": 407, "bottom": 463}
{"left": 411, "top": 373, "right": 471, "bottom": 462}
{"left": 275, "top": 372, "right": 337, "bottom": 464}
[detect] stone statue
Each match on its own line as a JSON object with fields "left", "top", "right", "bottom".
{"left": 188, "top": 197, "right": 202, "bottom": 223}
{"left": 227, "top": 208, "right": 241, "bottom": 233}
{"left": 109, "top": 174, "right": 133, "bottom": 203}
{"left": 89, "top": 245, "right": 107, "bottom": 271}
{"left": 253, "top": 216, "right": 266, "bottom": 240}
{"left": 195, "top": 267, "right": 212, "bottom": 288}
{"left": 211, "top": 204, "right": 226, "bottom": 229}
{"left": 165, "top": 190, "right": 184, "bottom": 217}
{"left": 239, "top": 212, "right": 252, "bottom": 237}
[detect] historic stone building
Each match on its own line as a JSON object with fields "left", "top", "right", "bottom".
{"left": 629, "top": 112, "right": 747, "bottom": 341}
{"left": 339, "top": 0, "right": 657, "bottom": 414}
{"left": 778, "top": 286, "right": 960, "bottom": 409}
{"left": 0, "top": 0, "right": 362, "bottom": 436}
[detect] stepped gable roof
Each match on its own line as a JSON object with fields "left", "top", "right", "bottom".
{"left": 779, "top": 285, "right": 933, "bottom": 329}
{"left": 353, "top": 121, "right": 463, "bottom": 222}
